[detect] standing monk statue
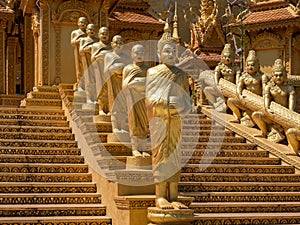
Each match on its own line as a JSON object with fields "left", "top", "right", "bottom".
{"left": 227, "top": 50, "right": 267, "bottom": 126}
{"left": 79, "top": 24, "right": 99, "bottom": 103}
{"left": 146, "top": 31, "right": 191, "bottom": 209}
{"left": 252, "top": 59, "right": 296, "bottom": 143}
{"left": 92, "top": 27, "right": 112, "bottom": 115}
{"left": 91, "top": 27, "right": 112, "bottom": 115}
{"left": 70, "top": 17, "right": 88, "bottom": 90}
{"left": 123, "top": 44, "right": 150, "bottom": 157}
{"left": 104, "top": 35, "right": 130, "bottom": 133}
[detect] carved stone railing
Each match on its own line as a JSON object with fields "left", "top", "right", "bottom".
{"left": 219, "top": 78, "right": 300, "bottom": 130}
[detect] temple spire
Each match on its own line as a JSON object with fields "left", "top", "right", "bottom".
{"left": 172, "top": 0, "right": 180, "bottom": 43}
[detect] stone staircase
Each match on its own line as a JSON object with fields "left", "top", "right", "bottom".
{"left": 180, "top": 112, "right": 300, "bottom": 225}
{"left": 16, "top": 84, "right": 300, "bottom": 225}
{"left": 0, "top": 86, "right": 112, "bottom": 225}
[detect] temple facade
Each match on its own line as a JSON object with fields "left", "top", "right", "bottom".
{"left": 0, "top": 0, "right": 164, "bottom": 105}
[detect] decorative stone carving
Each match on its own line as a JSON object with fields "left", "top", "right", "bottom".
{"left": 52, "top": 1, "right": 97, "bottom": 25}
{"left": 227, "top": 50, "right": 266, "bottom": 126}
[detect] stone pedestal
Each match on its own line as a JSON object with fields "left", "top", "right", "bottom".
{"left": 126, "top": 156, "right": 152, "bottom": 170}
{"left": 82, "top": 102, "right": 97, "bottom": 110}
{"left": 147, "top": 207, "right": 194, "bottom": 225}
{"left": 107, "top": 132, "right": 130, "bottom": 143}
{"left": 93, "top": 114, "right": 111, "bottom": 123}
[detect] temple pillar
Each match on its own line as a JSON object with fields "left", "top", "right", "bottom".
{"left": 24, "top": 14, "right": 34, "bottom": 94}
{"left": 285, "top": 27, "right": 294, "bottom": 76}
{"left": 0, "top": 20, "right": 6, "bottom": 94}
{"left": 6, "top": 36, "right": 18, "bottom": 95}
{"left": 32, "top": 11, "right": 41, "bottom": 87}
{"left": 39, "top": 0, "right": 50, "bottom": 85}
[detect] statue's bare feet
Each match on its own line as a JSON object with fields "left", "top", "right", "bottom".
{"left": 156, "top": 197, "right": 174, "bottom": 209}
{"left": 142, "top": 152, "right": 150, "bottom": 157}
{"left": 132, "top": 150, "right": 142, "bottom": 157}
{"left": 99, "top": 110, "right": 107, "bottom": 116}
{"left": 171, "top": 201, "right": 188, "bottom": 209}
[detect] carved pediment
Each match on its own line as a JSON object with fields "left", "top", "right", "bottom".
{"left": 52, "top": 1, "right": 99, "bottom": 25}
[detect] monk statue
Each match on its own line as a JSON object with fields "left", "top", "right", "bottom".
{"left": 79, "top": 24, "right": 99, "bottom": 103}
{"left": 70, "top": 17, "right": 88, "bottom": 90}
{"left": 203, "top": 43, "right": 240, "bottom": 112}
{"left": 227, "top": 50, "right": 267, "bottom": 126}
{"left": 104, "top": 35, "right": 130, "bottom": 133}
{"left": 91, "top": 27, "right": 112, "bottom": 115}
{"left": 145, "top": 30, "right": 192, "bottom": 210}
{"left": 123, "top": 44, "right": 150, "bottom": 157}
{"left": 252, "top": 59, "right": 296, "bottom": 143}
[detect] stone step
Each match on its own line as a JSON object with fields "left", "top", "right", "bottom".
{"left": 183, "top": 123, "right": 225, "bottom": 130}
{"left": 0, "top": 204, "right": 107, "bottom": 217}
{"left": 0, "top": 114, "right": 67, "bottom": 121}
{"left": 193, "top": 212, "right": 300, "bottom": 225}
{"left": 0, "top": 182, "right": 97, "bottom": 193}
{"left": 179, "top": 182, "right": 300, "bottom": 192}
{"left": 36, "top": 86, "right": 59, "bottom": 93}
{"left": 181, "top": 135, "right": 245, "bottom": 143}
{"left": 80, "top": 122, "right": 112, "bottom": 134}
{"left": 0, "top": 132, "right": 74, "bottom": 141}
{"left": 0, "top": 163, "right": 88, "bottom": 173}
{"left": 182, "top": 164, "right": 295, "bottom": 174}
{"left": 0, "top": 125, "right": 72, "bottom": 133}
{"left": 180, "top": 173, "right": 300, "bottom": 182}
{"left": 0, "top": 172, "right": 92, "bottom": 182}
{"left": 181, "top": 191, "right": 300, "bottom": 202}
{"left": 183, "top": 113, "right": 207, "bottom": 122}
{"left": 60, "top": 89, "right": 74, "bottom": 97}
{"left": 87, "top": 132, "right": 110, "bottom": 143}
{"left": 182, "top": 129, "right": 234, "bottom": 136}
{"left": 184, "top": 156, "right": 281, "bottom": 165}
{"left": 23, "top": 98, "right": 62, "bottom": 107}
{"left": 0, "top": 107, "right": 64, "bottom": 115}
{"left": 183, "top": 149, "right": 269, "bottom": 157}
{"left": 0, "top": 193, "right": 101, "bottom": 204}
{"left": 0, "top": 119, "right": 69, "bottom": 127}
{"left": 0, "top": 147, "right": 81, "bottom": 155}
{"left": 29, "top": 91, "right": 61, "bottom": 99}
{"left": 0, "top": 154, "right": 84, "bottom": 164}
{"left": 58, "top": 84, "right": 74, "bottom": 90}
{"left": 182, "top": 142, "right": 257, "bottom": 150}
{"left": 0, "top": 139, "right": 77, "bottom": 148}
{"left": 190, "top": 202, "right": 300, "bottom": 213}
{"left": 94, "top": 143, "right": 132, "bottom": 156}
{"left": 0, "top": 216, "right": 112, "bottom": 225}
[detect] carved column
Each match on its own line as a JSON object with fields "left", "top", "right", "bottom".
{"left": 32, "top": 11, "right": 41, "bottom": 87}
{"left": 53, "top": 24, "right": 61, "bottom": 82}
{"left": 24, "top": 15, "right": 34, "bottom": 94}
{"left": 6, "top": 37, "right": 18, "bottom": 95}
{"left": 0, "top": 20, "right": 6, "bottom": 94}
{"left": 39, "top": 0, "right": 50, "bottom": 85}
{"left": 285, "top": 27, "right": 294, "bottom": 76}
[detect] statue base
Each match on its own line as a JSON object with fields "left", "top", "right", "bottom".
{"left": 126, "top": 156, "right": 152, "bottom": 170}
{"left": 82, "top": 102, "right": 97, "bottom": 110}
{"left": 107, "top": 131, "right": 130, "bottom": 143}
{"left": 147, "top": 207, "right": 194, "bottom": 225}
{"left": 93, "top": 114, "right": 111, "bottom": 123}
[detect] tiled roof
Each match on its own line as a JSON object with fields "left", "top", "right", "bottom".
{"left": 110, "top": 9, "right": 163, "bottom": 26}
{"left": 243, "top": 7, "right": 297, "bottom": 26}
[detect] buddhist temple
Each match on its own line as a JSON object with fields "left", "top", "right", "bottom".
{"left": 0, "top": 0, "right": 300, "bottom": 225}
